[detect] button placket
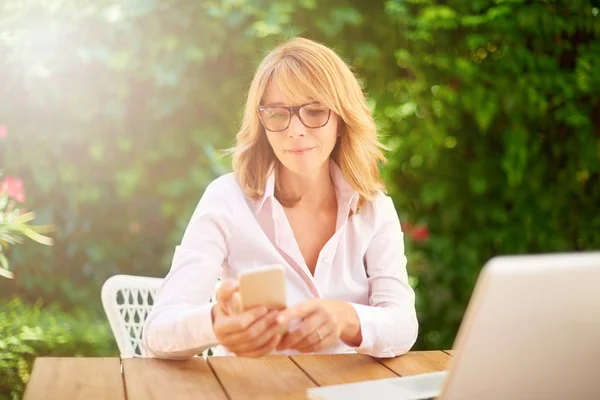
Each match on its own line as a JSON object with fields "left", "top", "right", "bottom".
{"left": 271, "top": 200, "right": 323, "bottom": 297}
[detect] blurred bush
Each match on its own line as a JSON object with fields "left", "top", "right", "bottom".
{"left": 0, "top": 298, "right": 115, "bottom": 400}
{"left": 0, "top": 0, "right": 598, "bottom": 359}
{"left": 380, "top": 0, "right": 600, "bottom": 348}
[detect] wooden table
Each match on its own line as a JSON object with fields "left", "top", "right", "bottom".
{"left": 23, "top": 350, "right": 452, "bottom": 400}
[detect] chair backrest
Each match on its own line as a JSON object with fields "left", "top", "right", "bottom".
{"left": 102, "top": 274, "right": 221, "bottom": 358}
{"left": 101, "top": 274, "right": 163, "bottom": 357}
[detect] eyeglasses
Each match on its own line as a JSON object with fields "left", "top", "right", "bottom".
{"left": 257, "top": 102, "right": 332, "bottom": 132}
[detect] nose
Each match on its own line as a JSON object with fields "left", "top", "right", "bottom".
{"left": 287, "top": 113, "right": 306, "bottom": 138}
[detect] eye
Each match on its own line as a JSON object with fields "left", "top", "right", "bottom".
{"left": 304, "top": 105, "right": 328, "bottom": 115}
{"left": 266, "top": 110, "right": 288, "bottom": 120}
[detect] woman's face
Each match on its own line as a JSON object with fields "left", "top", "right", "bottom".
{"left": 260, "top": 83, "right": 339, "bottom": 176}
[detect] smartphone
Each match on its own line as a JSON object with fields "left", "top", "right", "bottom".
{"left": 238, "top": 264, "right": 287, "bottom": 311}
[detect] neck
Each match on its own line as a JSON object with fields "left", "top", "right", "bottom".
{"left": 277, "top": 161, "right": 336, "bottom": 210}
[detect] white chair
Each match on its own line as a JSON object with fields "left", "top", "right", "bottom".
{"left": 101, "top": 274, "right": 164, "bottom": 357}
{"left": 101, "top": 274, "right": 220, "bottom": 358}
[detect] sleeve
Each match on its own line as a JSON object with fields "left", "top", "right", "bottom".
{"left": 349, "top": 195, "right": 419, "bottom": 358}
{"left": 142, "top": 180, "right": 231, "bottom": 359}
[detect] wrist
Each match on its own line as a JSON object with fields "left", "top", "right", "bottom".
{"left": 334, "top": 301, "right": 362, "bottom": 346}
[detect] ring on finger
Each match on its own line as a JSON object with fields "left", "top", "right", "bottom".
{"left": 316, "top": 329, "right": 323, "bottom": 342}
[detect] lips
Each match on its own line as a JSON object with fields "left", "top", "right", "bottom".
{"left": 286, "top": 147, "right": 315, "bottom": 154}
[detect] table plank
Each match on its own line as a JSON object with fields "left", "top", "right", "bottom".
{"left": 421, "top": 350, "right": 452, "bottom": 365}
{"left": 444, "top": 350, "right": 456, "bottom": 356}
{"left": 290, "top": 354, "right": 398, "bottom": 386}
{"left": 23, "top": 358, "right": 124, "bottom": 400}
{"left": 209, "top": 355, "right": 316, "bottom": 400}
{"left": 376, "top": 351, "right": 451, "bottom": 376}
{"left": 123, "top": 358, "right": 227, "bottom": 400}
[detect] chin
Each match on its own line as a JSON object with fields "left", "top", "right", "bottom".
{"left": 279, "top": 156, "right": 328, "bottom": 176}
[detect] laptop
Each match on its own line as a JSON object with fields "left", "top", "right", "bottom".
{"left": 307, "top": 252, "right": 600, "bottom": 400}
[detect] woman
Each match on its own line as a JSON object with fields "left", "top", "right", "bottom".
{"left": 142, "top": 37, "right": 418, "bottom": 359}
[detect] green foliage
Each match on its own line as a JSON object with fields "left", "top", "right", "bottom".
{"left": 379, "top": 0, "right": 600, "bottom": 348}
{"left": 0, "top": 174, "right": 54, "bottom": 279}
{"left": 0, "top": 0, "right": 598, "bottom": 361}
{"left": 0, "top": 0, "right": 257, "bottom": 304}
{"left": 0, "top": 297, "right": 116, "bottom": 400}
{"left": 0, "top": 0, "right": 386, "bottom": 308}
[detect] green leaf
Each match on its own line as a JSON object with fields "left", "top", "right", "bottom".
{"left": 14, "top": 224, "right": 54, "bottom": 246}
{"left": 474, "top": 100, "right": 498, "bottom": 133}
{"left": 420, "top": 5, "right": 457, "bottom": 21}
{"left": 14, "top": 211, "right": 35, "bottom": 224}
{"left": 0, "top": 252, "right": 12, "bottom": 279}
{"left": 299, "top": 0, "right": 317, "bottom": 10}
{"left": 251, "top": 20, "right": 282, "bottom": 37}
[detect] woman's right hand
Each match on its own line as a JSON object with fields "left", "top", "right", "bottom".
{"left": 211, "top": 279, "right": 283, "bottom": 357}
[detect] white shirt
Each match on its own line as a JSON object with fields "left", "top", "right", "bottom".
{"left": 143, "top": 160, "right": 418, "bottom": 359}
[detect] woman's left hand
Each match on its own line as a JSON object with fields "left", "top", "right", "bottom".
{"left": 275, "top": 299, "right": 360, "bottom": 353}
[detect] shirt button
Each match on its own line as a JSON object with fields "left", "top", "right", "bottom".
{"left": 321, "top": 257, "right": 330, "bottom": 264}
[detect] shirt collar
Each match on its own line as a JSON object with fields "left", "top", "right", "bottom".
{"left": 251, "top": 163, "right": 275, "bottom": 216}
{"left": 253, "top": 159, "right": 359, "bottom": 216}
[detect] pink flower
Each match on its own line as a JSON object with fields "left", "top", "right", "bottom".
{"left": 0, "top": 125, "right": 7, "bottom": 140}
{"left": 402, "top": 221, "right": 430, "bottom": 242}
{"left": 411, "top": 225, "right": 430, "bottom": 242}
{"left": 1, "top": 176, "right": 26, "bottom": 203}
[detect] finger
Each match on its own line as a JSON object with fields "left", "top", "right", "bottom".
{"left": 223, "top": 311, "right": 280, "bottom": 352}
{"left": 236, "top": 333, "right": 282, "bottom": 358}
{"left": 292, "top": 322, "right": 333, "bottom": 350}
{"left": 226, "top": 327, "right": 279, "bottom": 355}
{"left": 276, "top": 299, "right": 319, "bottom": 327}
{"left": 297, "top": 331, "right": 337, "bottom": 353}
{"left": 221, "top": 299, "right": 234, "bottom": 316}
{"left": 216, "top": 279, "right": 239, "bottom": 303}
{"left": 215, "top": 306, "right": 268, "bottom": 335}
{"left": 277, "top": 311, "right": 327, "bottom": 350}
{"left": 221, "top": 291, "right": 243, "bottom": 316}
{"left": 230, "top": 292, "right": 242, "bottom": 315}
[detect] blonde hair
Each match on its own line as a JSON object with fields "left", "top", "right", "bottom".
{"left": 230, "top": 37, "right": 387, "bottom": 210}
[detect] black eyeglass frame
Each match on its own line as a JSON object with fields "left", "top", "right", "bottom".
{"left": 256, "top": 102, "right": 332, "bottom": 132}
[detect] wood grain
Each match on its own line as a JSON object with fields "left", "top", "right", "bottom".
{"left": 123, "top": 357, "right": 227, "bottom": 400}
{"left": 290, "top": 354, "right": 398, "bottom": 386}
{"left": 23, "top": 358, "right": 124, "bottom": 400}
{"left": 421, "top": 350, "right": 452, "bottom": 365}
{"left": 376, "top": 351, "right": 451, "bottom": 376}
{"left": 444, "top": 350, "right": 456, "bottom": 357}
{"left": 208, "top": 355, "right": 316, "bottom": 400}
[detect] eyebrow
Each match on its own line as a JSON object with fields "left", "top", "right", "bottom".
{"left": 262, "top": 100, "right": 319, "bottom": 107}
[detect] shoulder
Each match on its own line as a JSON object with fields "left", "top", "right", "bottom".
{"left": 359, "top": 190, "right": 401, "bottom": 229}
{"left": 197, "top": 172, "right": 245, "bottom": 209}
{"left": 203, "top": 172, "right": 240, "bottom": 195}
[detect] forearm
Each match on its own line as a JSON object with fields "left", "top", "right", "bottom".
{"left": 143, "top": 302, "right": 218, "bottom": 359}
